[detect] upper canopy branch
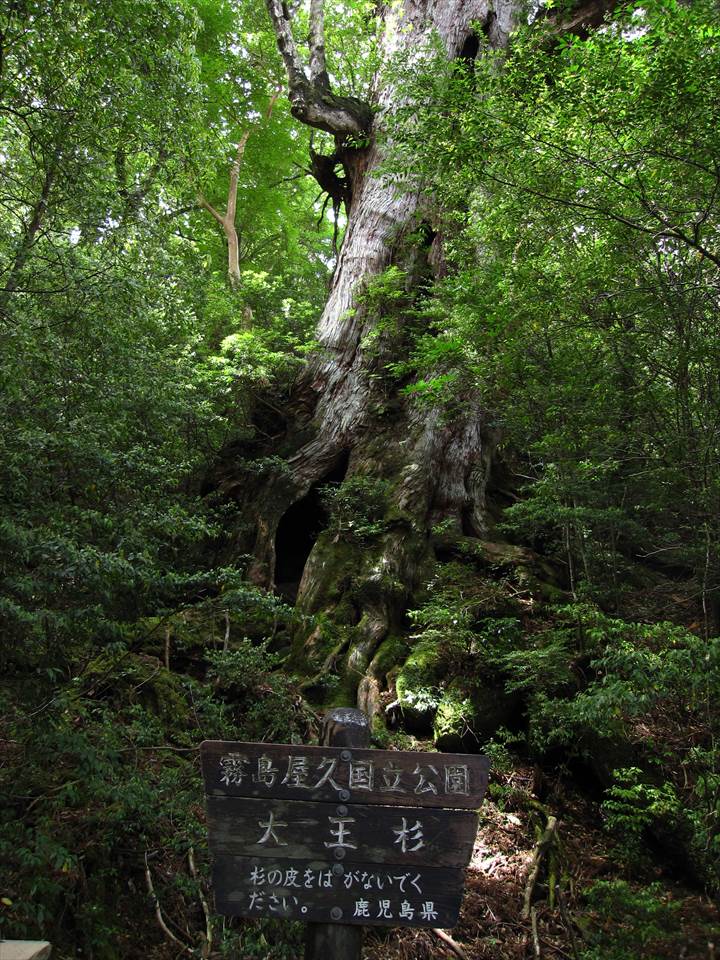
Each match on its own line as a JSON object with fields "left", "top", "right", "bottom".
{"left": 265, "top": 0, "right": 373, "bottom": 136}
{"left": 309, "top": 0, "right": 331, "bottom": 90}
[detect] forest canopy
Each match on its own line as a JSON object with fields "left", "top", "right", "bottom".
{"left": 1, "top": 0, "right": 719, "bottom": 957}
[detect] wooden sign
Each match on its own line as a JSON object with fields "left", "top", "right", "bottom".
{"left": 201, "top": 740, "right": 489, "bottom": 808}
{"left": 200, "top": 735, "right": 489, "bottom": 931}
{"left": 206, "top": 797, "right": 478, "bottom": 866}
{"left": 212, "top": 855, "right": 466, "bottom": 927}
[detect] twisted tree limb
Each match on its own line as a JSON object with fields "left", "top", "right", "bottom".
{"left": 264, "top": 0, "right": 372, "bottom": 135}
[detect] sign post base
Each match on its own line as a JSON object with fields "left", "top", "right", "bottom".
{"left": 304, "top": 708, "right": 370, "bottom": 960}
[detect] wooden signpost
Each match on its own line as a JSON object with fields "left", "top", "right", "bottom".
{"left": 200, "top": 708, "right": 489, "bottom": 958}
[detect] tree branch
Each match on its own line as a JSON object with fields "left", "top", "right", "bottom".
{"left": 264, "top": 0, "right": 372, "bottom": 135}
{"left": 309, "top": 0, "right": 331, "bottom": 90}
{"left": 198, "top": 88, "right": 282, "bottom": 289}
{"left": 226, "top": 130, "right": 251, "bottom": 225}
{"left": 485, "top": 170, "right": 720, "bottom": 269}
{"left": 522, "top": 815, "right": 559, "bottom": 920}
{"left": 432, "top": 928, "right": 469, "bottom": 959}
{"left": 144, "top": 852, "right": 194, "bottom": 954}
{"left": 545, "top": 0, "right": 619, "bottom": 36}
{"left": 197, "top": 192, "right": 225, "bottom": 227}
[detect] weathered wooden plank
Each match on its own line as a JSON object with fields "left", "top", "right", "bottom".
{"left": 205, "top": 796, "right": 478, "bottom": 868}
{"left": 0, "top": 944, "right": 52, "bottom": 960}
{"left": 212, "top": 855, "right": 465, "bottom": 928}
{"left": 200, "top": 740, "right": 489, "bottom": 809}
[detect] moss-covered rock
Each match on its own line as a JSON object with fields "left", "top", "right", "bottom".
{"left": 433, "top": 678, "right": 520, "bottom": 751}
{"left": 395, "top": 638, "right": 444, "bottom": 735}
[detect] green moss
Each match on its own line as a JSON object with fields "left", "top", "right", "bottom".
{"left": 296, "top": 533, "right": 365, "bottom": 614}
{"left": 369, "top": 634, "right": 409, "bottom": 680}
{"left": 300, "top": 669, "right": 356, "bottom": 711}
{"left": 395, "top": 638, "right": 444, "bottom": 733}
{"left": 142, "top": 667, "right": 189, "bottom": 722}
{"left": 84, "top": 652, "right": 189, "bottom": 724}
{"left": 433, "top": 687, "right": 474, "bottom": 746}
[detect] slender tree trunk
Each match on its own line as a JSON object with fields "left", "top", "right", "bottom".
{"left": 199, "top": 91, "right": 280, "bottom": 290}
{"left": 0, "top": 163, "right": 54, "bottom": 315}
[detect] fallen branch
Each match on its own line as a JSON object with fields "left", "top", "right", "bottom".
{"left": 188, "top": 846, "right": 213, "bottom": 959}
{"left": 557, "top": 888, "right": 581, "bottom": 960}
{"left": 522, "top": 814, "right": 559, "bottom": 919}
{"left": 531, "top": 907, "right": 541, "bottom": 959}
{"left": 432, "top": 927, "right": 468, "bottom": 959}
{"left": 144, "top": 851, "right": 193, "bottom": 954}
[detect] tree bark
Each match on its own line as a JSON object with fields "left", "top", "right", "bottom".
{"left": 244, "top": 0, "right": 614, "bottom": 710}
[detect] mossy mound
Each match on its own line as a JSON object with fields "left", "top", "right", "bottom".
{"left": 84, "top": 651, "right": 190, "bottom": 723}
{"left": 433, "top": 678, "right": 521, "bottom": 751}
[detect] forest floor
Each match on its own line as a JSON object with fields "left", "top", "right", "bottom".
{"left": 362, "top": 761, "right": 719, "bottom": 960}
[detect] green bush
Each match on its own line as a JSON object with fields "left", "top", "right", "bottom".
{"left": 320, "top": 475, "right": 392, "bottom": 540}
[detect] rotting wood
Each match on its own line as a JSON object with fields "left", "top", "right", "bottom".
{"left": 522, "top": 815, "right": 559, "bottom": 920}
{"left": 431, "top": 926, "right": 469, "bottom": 959}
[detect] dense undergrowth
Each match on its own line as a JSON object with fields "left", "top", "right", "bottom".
{"left": 2, "top": 0, "right": 720, "bottom": 957}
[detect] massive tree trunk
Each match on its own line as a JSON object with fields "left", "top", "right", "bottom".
{"left": 237, "top": 0, "right": 611, "bottom": 721}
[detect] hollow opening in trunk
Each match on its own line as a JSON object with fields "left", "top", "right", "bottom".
{"left": 458, "top": 30, "right": 481, "bottom": 62}
{"left": 274, "top": 451, "right": 350, "bottom": 602}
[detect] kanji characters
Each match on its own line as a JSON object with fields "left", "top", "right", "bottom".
{"left": 420, "top": 901, "right": 438, "bottom": 921}
{"left": 379, "top": 760, "right": 404, "bottom": 792}
{"left": 314, "top": 756, "right": 342, "bottom": 791}
{"left": 444, "top": 763, "right": 470, "bottom": 795}
{"left": 324, "top": 816, "right": 357, "bottom": 849}
{"left": 254, "top": 754, "right": 279, "bottom": 787}
{"left": 399, "top": 900, "right": 415, "bottom": 920}
{"left": 348, "top": 759, "right": 374, "bottom": 790}
{"left": 249, "top": 865, "right": 266, "bottom": 886}
{"left": 282, "top": 755, "right": 310, "bottom": 788}
{"left": 412, "top": 762, "right": 440, "bottom": 795}
{"left": 393, "top": 816, "right": 425, "bottom": 853}
{"left": 377, "top": 900, "right": 393, "bottom": 919}
{"left": 219, "top": 753, "right": 247, "bottom": 785}
{"left": 353, "top": 900, "right": 370, "bottom": 918}
{"left": 256, "top": 811, "right": 287, "bottom": 846}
